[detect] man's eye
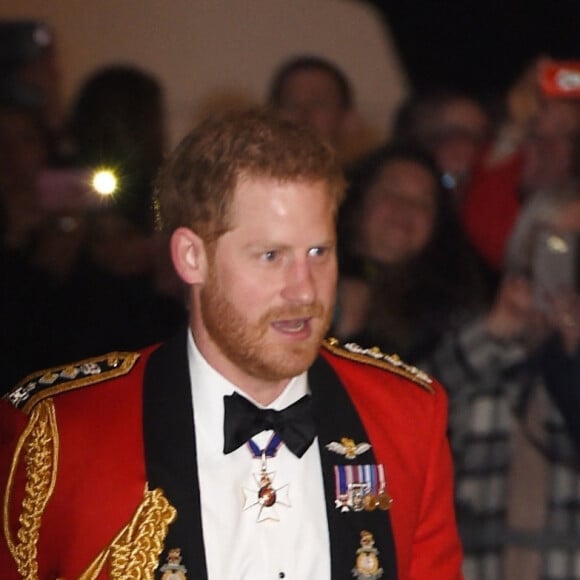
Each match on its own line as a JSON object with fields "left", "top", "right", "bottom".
{"left": 308, "top": 246, "right": 329, "bottom": 258}
{"left": 261, "top": 250, "right": 278, "bottom": 262}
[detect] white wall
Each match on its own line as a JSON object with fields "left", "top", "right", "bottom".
{"left": 2, "top": 0, "right": 408, "bottom": 150}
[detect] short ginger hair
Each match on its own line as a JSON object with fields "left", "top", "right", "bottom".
{"left": 154, "top": 106, "right": 346, "bottom": 241}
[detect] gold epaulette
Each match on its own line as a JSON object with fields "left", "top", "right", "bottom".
{"left": 323, "top": 338, "right": 434, "bottom": 393}
{"left": 3, "top": 352, "right": 141, "bottom": 414}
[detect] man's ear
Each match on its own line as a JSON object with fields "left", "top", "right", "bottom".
{"left": 170, "top": 227, "right": 207, "bottom": 285}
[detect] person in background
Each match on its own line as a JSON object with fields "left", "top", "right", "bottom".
{"left": 67, "top": 65, "right": 164, "bottom": 237}
{"left": 424, "top": 183, "right": 580, "bottom": 580}
{"left": 0, "top": 65, "right": 185, "bottom": 390}
{"left": 66, "top": 64, "right": 184, "bottom": 298}
{"left": 334, "top": 144, "right": 488, "bottom": 363}
{"left": 393, "top": 89, "right": 490, "bottom": 201}
{"left": 0, "top": 107, "right": 462, "bottom": 579}
{"left": 0, "top": 99, "right": 51, "bottom": 253}
{"left": 0, "top": 19, "right": 64, "bottom": 161}
{"left": 0, "top": 97, "right": 91, "bottom": 390}
{"left": 267, "top": 54, "right": 375, "bottom": 165}
{"left": 460, "top": 56, "right": 580, "bottom": 274}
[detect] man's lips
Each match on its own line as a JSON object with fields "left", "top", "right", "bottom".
{"left": 270, "top": 318, "right": 311, "bottom": 333}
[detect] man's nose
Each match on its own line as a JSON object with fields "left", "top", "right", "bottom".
{"left": 281, "top": 260, "right": 316, "bottom": 304}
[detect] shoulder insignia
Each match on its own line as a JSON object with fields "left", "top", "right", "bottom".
{"left": 323, "top": 338, "right": 434, "bottom": 393}
{"left": 3, "top": 352, "right": 141, "bottom": 414}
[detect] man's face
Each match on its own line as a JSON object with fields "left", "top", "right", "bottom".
{"left": 193, "top": 176, "right": 337, "bottom": 390}
{"left": 277, "top": 69, "right": 347, "bottom": 145}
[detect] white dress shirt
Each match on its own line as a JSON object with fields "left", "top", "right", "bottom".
{"left": 188, "top": 332, "right": 331, "bottom": 580}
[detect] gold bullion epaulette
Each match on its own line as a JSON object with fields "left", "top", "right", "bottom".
{"left": 323, "top": 337, "right": 434, "bottom": 393}
{"left": 4, "top": 352, "right": 141, "bottom": 414}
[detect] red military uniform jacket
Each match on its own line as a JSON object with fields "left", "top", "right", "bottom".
{"left": 0, "top": 333, "right": 462, "bottom": 579}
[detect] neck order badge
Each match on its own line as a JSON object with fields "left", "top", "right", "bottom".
{"left": 242, "top": 434, "right": 290, "bottom": 522}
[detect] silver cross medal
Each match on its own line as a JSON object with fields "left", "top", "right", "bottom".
{"left": 242, "top": 449, "right": 290, "bottom": 522}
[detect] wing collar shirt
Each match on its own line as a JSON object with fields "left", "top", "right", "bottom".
{"left": 187, "top": 331, "right": 331, "bottom": 580}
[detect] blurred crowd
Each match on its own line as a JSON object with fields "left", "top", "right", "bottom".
{"left": 0, "top": 21, "right": 186, "bottom": 385}
{"left": 2, "top": 18, "right": 580, "bottom": 580}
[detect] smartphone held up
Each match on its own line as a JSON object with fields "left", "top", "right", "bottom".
{"left": 539, "top": 60, "right": 580, "bottom": 99}
{"left": 531, "top": 227, "right": 580, "bottom": 313}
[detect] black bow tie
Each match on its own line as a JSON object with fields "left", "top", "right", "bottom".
{"left": 223, "top": 392, "right": 316, "bottom": 458}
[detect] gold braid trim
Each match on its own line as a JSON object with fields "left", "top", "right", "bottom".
{"left": 3, "top": 399, "right": 59, "bottom": 580}
{"left": 79, "top": 487, "right": 177, "bottom": 580}
{"left": 9, "top": 353, "right": 142, "bottom": 415}
{"left": 323, "top": 337, "right": 435, "bottom": 393}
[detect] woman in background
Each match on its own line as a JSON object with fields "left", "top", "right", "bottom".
{"left": 334, "top": 145, "right": 488, "bottom": 363}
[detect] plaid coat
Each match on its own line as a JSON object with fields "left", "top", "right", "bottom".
{"left": 425, "top": 318, "right": 580, "bottom": 580}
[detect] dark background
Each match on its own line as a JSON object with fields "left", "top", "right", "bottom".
{"left": 365, "top": 0, "right": 580, "bottom": 102}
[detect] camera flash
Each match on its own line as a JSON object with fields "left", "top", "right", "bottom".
{"left": 92, "top": 169, "right": 117, "bottom": 196}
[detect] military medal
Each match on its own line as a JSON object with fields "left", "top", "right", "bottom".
{"left": 352, "top": 530, "right": 384, "bottom": 580}
{"left": 242, "top": 434, "right": 290, "bottom": 522}
{"left": 333, "top": 464, "right": 392, "bottom": 512}
{"left": 377, "top": 491, "right": 393, "bottom": 510}
{"left": 363, "top": 465, "right": 393, "bottom": 511}
{"left": 160, "top": 547, "right": 188, "bottom": 579}
{"left": 363, "top": 492, "right": 378, "bottom": 512}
